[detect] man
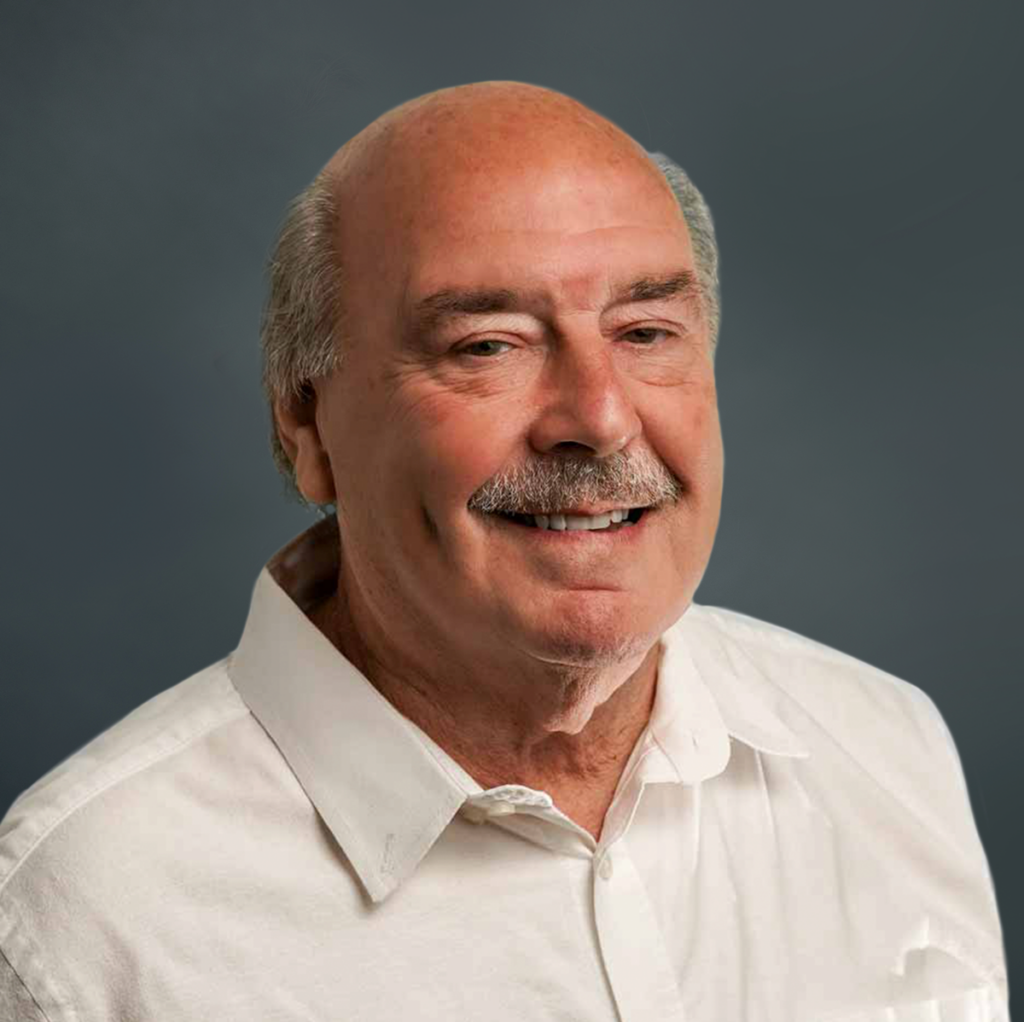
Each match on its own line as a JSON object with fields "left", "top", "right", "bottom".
{"left": 0, "top": 81, "right": 1009, "bottom": 1021}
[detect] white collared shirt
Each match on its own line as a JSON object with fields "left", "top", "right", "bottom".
{"left": 0, "top": 518, "right": 1010, "bottom": 1021}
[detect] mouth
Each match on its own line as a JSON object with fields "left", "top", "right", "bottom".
{"left": 477, "top": 505, "right": 657, "bottom": 540}
{"left": 495, "top": 507, "right": 647, "bottom": 530}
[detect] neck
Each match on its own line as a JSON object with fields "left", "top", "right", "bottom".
{"left": 307, "top": 574, "right": 661, "bottom": 842}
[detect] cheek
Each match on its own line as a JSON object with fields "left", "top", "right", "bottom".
{"left": 650, "top": 386, "right": 723, "bottom": 491}
{"left": 691, "top": 401, "right": 725, "bottom": 489}
{"left": 392, "top": 386, "right": 525, "bottom": 500}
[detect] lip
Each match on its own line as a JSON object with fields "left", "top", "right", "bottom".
{"left": 477, "top": 505, "right": 658, "bottom": 542}
{"left": 530, "top": 506, "right": 634, "bottom": 517}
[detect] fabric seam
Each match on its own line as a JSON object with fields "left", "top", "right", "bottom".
{"left": 0, "top": 918, "right": 60, "bottom": 1022}
{"left": 0, "top": 705, "right": 250, "bottom": 899}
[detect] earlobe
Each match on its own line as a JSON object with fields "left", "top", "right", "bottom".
{"left": 274, "top": 389, "right": 337, "bottom": 505}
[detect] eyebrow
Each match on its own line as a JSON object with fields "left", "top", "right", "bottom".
{"left": 410, "top": 269, "right": 701, "bottom": 333}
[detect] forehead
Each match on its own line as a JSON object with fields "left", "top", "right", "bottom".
{"left": 402, "top": 223, "right": 696, "bottom": 321}
{"left": 337, "top": 143, "right": 693, "bottom": 327}
{"left": 410, "top": 164, "right": 689, "bottom": 298}
{"left": 407, "top": 152, "right": 681, "bottom": 237}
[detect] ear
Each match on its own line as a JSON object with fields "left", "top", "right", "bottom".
{"left": 273, "top": 383, "right": 337, "bottom": 506}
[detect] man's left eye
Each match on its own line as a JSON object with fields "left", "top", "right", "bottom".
{"left": 623, "top": 327, "right": 672, "bottom": 344}
{"left": 457, "top": 339, "right": 513, "bottom": 357}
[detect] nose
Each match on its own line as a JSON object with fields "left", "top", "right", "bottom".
{"left": 527, "top": 337, "right": 642, "bottom": 458}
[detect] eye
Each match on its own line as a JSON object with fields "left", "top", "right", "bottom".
{"left": 622, "top": 327, "right": 675, "bottom": 344}
{"left": 455, "top": 339, "right": 514, "bottom": 358}
{"left": 455, "top": 328, "right": 678, "bottom": 358}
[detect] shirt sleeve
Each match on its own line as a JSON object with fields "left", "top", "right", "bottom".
{"left": 0, "top": 948, "right": 52, "bottom": 1022}
{"left": 908, "top": 684, "right": 1011, "bottom": 1018}
{"left": 911, "top": 687, "right": 999, "bottom": 881}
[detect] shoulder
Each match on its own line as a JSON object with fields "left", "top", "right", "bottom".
{"left": 680, "top": 602, "right": 993, "bottom": 871}
{"left": 682, "top": 601, "right": 952, "bottom": 752}
{"left": 0, "top": 657, "right": 276, "bottom": 1016}
{"left": 681, "top": 604, "right": 1008, "bottom": 1003}
{"left": 1, "top": 658, "right": 252, "bottom": 878}
{"left": 678, "top": 602, "right": 983, "bottom": 843}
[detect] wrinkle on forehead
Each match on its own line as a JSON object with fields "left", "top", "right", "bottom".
{"left": 406, "top": 223, "right": 694, "bottom": 294}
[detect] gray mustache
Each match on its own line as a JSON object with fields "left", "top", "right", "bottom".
{"left": 466, "top": 458, "right": 684, "bottom": 516}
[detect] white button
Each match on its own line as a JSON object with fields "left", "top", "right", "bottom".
{"left": 598, "top": 854, "right": 614, "bottom": 880}
{"left": 460, "top": 804, "right": 489, "bottom": 824}
{"left": 461, "top": 800, "right": 518, "bottom": 823}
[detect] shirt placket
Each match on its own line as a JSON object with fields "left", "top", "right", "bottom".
{"left": 460, "top": 754, "right": 691, "bottom": 1022}
{"left": 591, "top": 748, "right": 688, "bottom": 1022}
{"left": 592, "top": 837, "right": 687, "bottom": 1022}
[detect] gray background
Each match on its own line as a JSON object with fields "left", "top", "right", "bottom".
{"left": 2, "top": 0, "right": 1020, "bottom": 994}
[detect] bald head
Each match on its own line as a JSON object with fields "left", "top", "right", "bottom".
{"left": 323, "top": 82, "right": 680, "bottom": 259}
{"left": 261, "top": 82, "right": 720, "bottom": 509}
{"left": 327, "top": 82, "right": 668, "bottom": 182}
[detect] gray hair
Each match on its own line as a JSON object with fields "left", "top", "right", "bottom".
{"left": 260, "top": 151, "right": 721, "bottom": 511}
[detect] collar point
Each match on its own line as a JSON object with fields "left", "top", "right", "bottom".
{"left": 728, "top": 728, "right": 811, "bottom": 760}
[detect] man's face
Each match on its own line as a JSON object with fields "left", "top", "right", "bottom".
{"left": 313, "top": 142, "right": 724, "bottom": 670}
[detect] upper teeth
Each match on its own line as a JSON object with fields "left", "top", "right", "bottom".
{"left": 533, "top": 508, "right": 633, "bottom": 531}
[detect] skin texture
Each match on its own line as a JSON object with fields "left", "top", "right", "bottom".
{"left": 275, "top": 81, "right": 724, "bottom": 839}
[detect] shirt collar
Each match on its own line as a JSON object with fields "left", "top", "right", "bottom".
{"left": 228, "top": 518, "right": 809, "bottom": 903}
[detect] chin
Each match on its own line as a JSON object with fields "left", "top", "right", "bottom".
{"left": 516, "top": 604, "right": 659, "bottom": 670}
